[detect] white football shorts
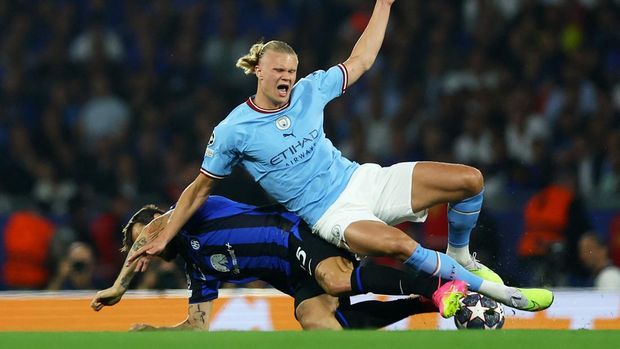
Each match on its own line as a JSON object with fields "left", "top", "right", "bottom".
{"left": 312, "top": 162, "right": 428, "bottom": 247}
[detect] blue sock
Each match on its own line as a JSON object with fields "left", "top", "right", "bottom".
{"left": 447, "top": 189, "right": 483, "bottom": 248}
{"left": 404, "top": 245, "right": 483, "bottom": 291}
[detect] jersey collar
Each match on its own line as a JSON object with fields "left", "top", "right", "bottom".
{"left": 246, "top": 96, "right": 290, "bottom": 114}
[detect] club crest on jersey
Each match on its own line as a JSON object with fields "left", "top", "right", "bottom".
{"left": 275, "top": 116, "right": 291, "bottom": 130}
{"left": 210, "top": 254, "right": 230, "bottom": 273}
{"left": 331, "top": 225, "right": 342, "bottom": 242}
{"left": 190, "top": 238, "right": 201, "bottom": 250}
{"left": 208, "top": 132, "right": 215, "bottom": 146}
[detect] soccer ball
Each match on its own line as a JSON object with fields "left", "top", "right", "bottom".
{"left": 454, "top": 292, "right": 505, "bottom": 330}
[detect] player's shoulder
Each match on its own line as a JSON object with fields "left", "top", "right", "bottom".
{"left": 213, "top": 101, "right": 256, "bottom": 137}
{"left": 300, "top": 68, "right": 329, "bottom": 83}
{"left": 304, "top": 64, "right": 343, "bottom": 79}
{"left": 221, "top": 100, "right": 254, "bottom": 125}
{"left": 297, "top": 65, "right": 344, "bottom": 88}
{"left": 291, "top": 69, "right": 331, "bottom": 95}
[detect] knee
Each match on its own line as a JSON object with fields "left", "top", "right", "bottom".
{"left": 379, "top": 235, "right": 417, "bottom": 261}
{"left": 316, "top": 269, "right": 350, "bottom": 296}
{"left": 298, "top": 315, "right": 329, "bottom": 330}
{"left": 295, "top": 299, "right": 341, "bottom": 330}
{"left": 460, "top": 166, "right": 484, "bottom": 196}
{"left": 299, "top": 317, "right": 339, "bottom": 330}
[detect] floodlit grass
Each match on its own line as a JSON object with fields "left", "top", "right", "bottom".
{"left": 1, "top": 330, "right": 620, "bottom": 349}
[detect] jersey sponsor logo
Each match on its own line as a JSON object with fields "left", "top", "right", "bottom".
{"left": 205, "top": 148, "right": 214, "bottom": 157}
{"left": 210, "top": 254, "right": 230, "bottom": 273}
{"left": 226, "top": 243, "right": 241, "bottom": 275}
{"left": 270, "top": 129, "right": 319, "bottom": 166}
{"left": 275, "top": 116, "right": 291, "bottom": 130}
{"left": 190, "top": 238, "right": 201, "bottom": 250}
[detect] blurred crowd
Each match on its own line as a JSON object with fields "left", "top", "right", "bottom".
{"left": 1, "top": 0, "right": 620, "bottom": 291}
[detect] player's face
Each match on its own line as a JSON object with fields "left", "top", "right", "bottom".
{"left": 131, "top": 223, "right": 145, "bottom": 243}
{"left": 130, "top": 213, "right": 163, "bottom": 242}
{"left": 255, "top": 50, "right": 298, "bottom": 108}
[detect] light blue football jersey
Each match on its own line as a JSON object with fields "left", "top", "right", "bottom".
{"left": 201, "top": 64, "right": 359, "bottom": 226}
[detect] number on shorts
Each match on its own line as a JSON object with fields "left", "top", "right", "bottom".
{"left": 296, "top": 247, "right": 307, "bottom": 271}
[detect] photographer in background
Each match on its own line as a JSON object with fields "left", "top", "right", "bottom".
{"left": 47, "top": 242, "right": 103, "bottom": 290}
{"left": 134, "top": 259, "right": 185, "bottom": 291}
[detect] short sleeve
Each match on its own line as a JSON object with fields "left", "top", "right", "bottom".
{"left": 200, "top": 123, "right": 241, "bottom": 179}
{"left": 306, "top": 64, "right": 348, "bottom": 105}
{"left": 187, "top": 268, "right": 220, "bottom": 303}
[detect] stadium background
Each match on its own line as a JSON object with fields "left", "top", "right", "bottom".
{"left": 1, "top": 0, "right": 620, "bottom": 331}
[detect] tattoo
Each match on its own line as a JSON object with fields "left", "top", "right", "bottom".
{"left": 120, "top": 274, "right": 132, "bottom": 288}
{"left": 192, "top": 304, "right": 207, "bottom": 324}
{"left": 132, "top": 237, "right": 147, "bottom": 251}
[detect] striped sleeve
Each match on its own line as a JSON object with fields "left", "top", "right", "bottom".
{"left": 336, "top": 63, "right": 348, "bottom": 95}
{"left": 308, "top": 64, "right": 349, "bottom": 104}
{"left": 200, "top": 168, "right": 226, "bottom": 180}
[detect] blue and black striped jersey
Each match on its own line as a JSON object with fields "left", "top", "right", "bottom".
{"left": 174, "top": 195, "right": 303, "bottom": 303}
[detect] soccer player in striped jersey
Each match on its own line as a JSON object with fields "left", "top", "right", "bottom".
{"left": 129, "top": 0, "right": 553, "bottom": 315}
{"left": 91, "top": 196, "right": 454, "bottom": 330}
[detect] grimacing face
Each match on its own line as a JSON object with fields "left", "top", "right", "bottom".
{"left": 255, "top": 50, "right": 298, "bottom": 108}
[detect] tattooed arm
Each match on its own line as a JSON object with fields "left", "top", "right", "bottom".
{"left": 91, "top": 210, "right": 213, "bottom": 331}
{"left": 90, "top": 212, "right": 171, "bottom": 311}
{"left": 130, "top": 301, "right": 214, "bottom": 331}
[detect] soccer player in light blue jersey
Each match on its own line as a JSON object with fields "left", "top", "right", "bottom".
{"left": 130, "top": 0, "right": 553, "bottom": 316}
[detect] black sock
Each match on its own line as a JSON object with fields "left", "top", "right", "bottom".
{"left": 350, "top": 262, "right": 438, "bottom": 297}
{"left": 334, "top": 297, "right": 437, "bottom": 329}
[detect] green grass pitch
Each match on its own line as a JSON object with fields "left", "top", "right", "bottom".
{"left": 1, "top": 330, "right": 620, "bottom": 349}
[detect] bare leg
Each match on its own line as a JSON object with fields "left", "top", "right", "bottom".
{"left": 296, "top": 293, "right": 439, "bottom": 330}
{"left": 295, "top": 294, "right": 342, "bottom": 330}
{"left": 330, "top": 163, "right": 551, "bottom": 311}
{"left": 314, "top": 257, "right": 356, "bottom": 296}
{"left": 344, "top": 221, "right": 417, "bottom": 260}
{"left": 314, "top": 256, "right": 441, "bottom": 298}
{"left": 411, "top": 162, "right": 484, "bottom": 264}
{"left": 342, "top": 221, "right": 511, "bottom": 305}
{"left": 410, "top": 161, "right": 483, "bottom": 212}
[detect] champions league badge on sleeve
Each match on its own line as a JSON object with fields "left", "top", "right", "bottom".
{"left": 205, "top": 132, "right": 215, "bottom": 157}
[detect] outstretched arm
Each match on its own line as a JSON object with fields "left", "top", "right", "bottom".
{"left": 342, "top": 0, "right": 395, "bottom": 87}
{"left": 130, "top": 301, "right": 214, "bottom": 331}
{"left": 90, "top": 212, "right": 171, "bottom": 311}
{"left": 127, "top": 173, "right": 216, "bottom": 265}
